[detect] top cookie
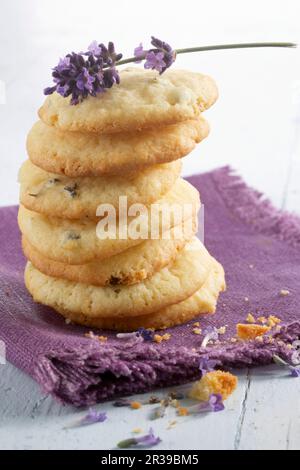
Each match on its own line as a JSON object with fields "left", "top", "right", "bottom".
{"left": 38, "top": 68, "right": 218, "bottom": 134}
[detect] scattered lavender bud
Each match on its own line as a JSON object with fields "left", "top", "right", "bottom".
{"left": 117, "top": 428, "right": 161, "bottom": 448}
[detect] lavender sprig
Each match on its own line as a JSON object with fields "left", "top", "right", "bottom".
{"left": 117, "top": 428, "right": 161, "bottom": 449}
{"left": 44, "top": 39, "right": 296, "bottom": 105}
{"left": 120, "top": 41, "right": 296, "bottom": 67}
{"left": 79, "top": 408, "right": 107, "bottom": 425}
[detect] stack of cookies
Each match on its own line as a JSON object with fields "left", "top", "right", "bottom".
{"left": 18, "top": 68, "right": 225, "bottom": 331}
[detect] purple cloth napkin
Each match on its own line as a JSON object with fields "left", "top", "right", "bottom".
{"left": 1, "top": 167, "right": 300, "bottom": 407}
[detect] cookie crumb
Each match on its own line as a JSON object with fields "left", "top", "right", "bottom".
{"left": 267, "top": 315, "right": 281, "bottom": 328}
{"left": 217, "top": 326, "right": 226, "bottom": 335}
{"left": 99, "top": 336, "right": 108, "bottom": 342}
{"left": 237, "top": 323, "right": 270, "bottom": 340}
{"left": 192, "top": 328, "right": 202, "bottom": 335}
{"left": 193, "top": 322, "right": 200, "bottom": 327}
{"left": 177, "top": 407, "right": 189, "bottom": 416}
{"left": 246, "top": 313, "right": 256, "bottom": 324}
{"left": 255, "top": 336, "right": 264, "bottom": 343}
{"left": 257, "top": 316, "right": 267, "bottom": 324}
{"left": 167, "top": 420, "right": 177, "bottom": 429}
{"left": 85, "top": 331, "right": 107, "bottom": 342}
{"left": 230, "top": 337, "right": 238, "bottom": 343}
{"left": 85, "top": 331, "right": 96, "bottom": 339}
{"left": 154, "top": 333, "right": 171, "bottom": 343}
{"left": 189, "top": 370, "right": 238, "bottom": 401}
{"left": 132, "top": 428, "right": 143, "bottom": 434}
{"left": 65, "top": 318, "right": 72, "bottom": 324}
{"left": 280, "top": 289, "right": 290, "bottom": 296}
{"left": 130, "top": 401, "right": 142, "bottom": 410}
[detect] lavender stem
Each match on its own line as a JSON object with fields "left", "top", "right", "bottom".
{"left": 114, "top": 42, "right": 296, "bottom": 68}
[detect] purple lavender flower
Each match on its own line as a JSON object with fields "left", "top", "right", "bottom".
{"left": 99, "top": 41, "right": 123, "bottom": 66}
{"left": 150, "top": 36, "right": 176, "bottom": 71}
{"left": 134, "top": 36, "right": 175, "bottom": 74}
{"left": 87, "top": 40, "right": 102, "bottom": 57}
{"left": 117, "top": 428, "right": 161, "bottom": 448}
{"left": 103, "top": 67, "right": 120, "bottom": 88}
{"left": 206, "top": 394, "right": 225, "bottom": 412}
{"left": 137, "top": 327, "right": 155, "bottom": 341}
{"left": 144, "top": 51, "right": 166, "bottom": 73}
{"left": 188, "top": 394, "right": 225, "bottom": 414}
{"left": 76, "top": 68, "right": 95, "bottom": 92}
{"left": 57, "top": 56, "right": 71, "bottom": 72}
{"left": 134, "top": 43, "right": 146, "bottom": 63}
{"left": 75, "top": 408, "right": 107, "bottom": 426}
{"left": 199, "top": 357, "right": 218, "bottom": 376}
{"left": 44, "top": 41, "right": 122, "bottom": 105}
{"left": 56, "top": 84, "right": 70, "bottom": 96}
{"left": 290, "top": 367, "right": 300, "bottom": 378}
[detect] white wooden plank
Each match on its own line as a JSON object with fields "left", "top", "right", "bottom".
{"left": 237, "top": 366, "right": 300, "bottom": 450}
{"left": 0, "top": 363, "right": 248, "bottom": 450}
{"left": 1, "top": 0, "right": 300, "bottom": 452}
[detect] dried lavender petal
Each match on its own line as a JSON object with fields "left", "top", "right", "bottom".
{"left": 118, "top": 428, "right": 161, "bottom": 448}
{"left": 79, "top": 408, "right": 107, "bottom": 425}
{"left": 199, "top": 357, "right": 219, "bottom": 375}
{"left": 144, "top": 51, "right": 166, "bottom": 73}
{"left": 188, "top": 394, "right": 225, "bottom": 414}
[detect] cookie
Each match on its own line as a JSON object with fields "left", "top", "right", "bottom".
{"left": 55, "top": 258, "right": 225, "bottom": 330}
{"left": 18, "top": 178, "right": 200, "bottom": 265}
{"left": 22, "top": 216, "right": 197, "bottom": 286}
{"left": 24, "top": 238, "right": 213, "bottom": 319}
{"left": 19, "top": 159, "right": 182, "bottom": 219}
{"left": 38, "top": 68, "right": 218, "bottom": 134}
{"left": 27, "top": 118, "right": 209, "bottom": 177}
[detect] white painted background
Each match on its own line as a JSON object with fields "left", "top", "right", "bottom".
{"left": 0, "top": 0, "right": 300, "bottom": 450}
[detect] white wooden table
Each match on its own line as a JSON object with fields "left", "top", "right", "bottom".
{"left": 0, "top": 0, "right": 300, "bottom": 450}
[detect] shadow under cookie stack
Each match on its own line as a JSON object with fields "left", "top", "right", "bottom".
{"left": 18, "top": 67, "right": 225, "bottom": 331}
